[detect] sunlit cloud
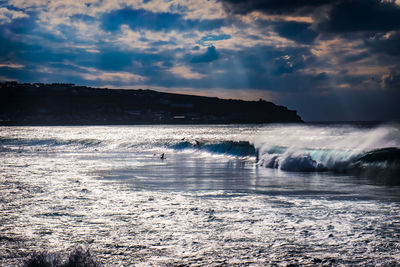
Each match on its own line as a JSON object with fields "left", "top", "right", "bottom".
{"left": 0, "top": 63, "right": 24, "bottom": 68}
{"left": 80, "top": 67, "right": 147, "bottom": 83}
{"left": 0, "top": 7, "right": 28, "bottom": 23}
{"left": 169, "top": 66, "right": 205, "bottom": 79}
{"left": 238, "top": 11, "right": 313, "bottom": 24}
{"left": 116, "top": 25, "right": 201, "bottom": 51}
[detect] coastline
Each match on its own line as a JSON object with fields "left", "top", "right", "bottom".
{"left": 0, "top": 82, "right": 303, "bottom": 125}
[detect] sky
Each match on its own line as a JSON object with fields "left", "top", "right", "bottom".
{"left": 0, "top": 0, "right": 400, "bottom": 121}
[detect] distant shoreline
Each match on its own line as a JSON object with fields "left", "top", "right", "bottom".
{"left": 0, "top": 82, "right": 303, "bottom": 125}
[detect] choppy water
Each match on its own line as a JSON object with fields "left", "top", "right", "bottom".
{"left": 1, "top": 124, "right": 400, "bottom": 266}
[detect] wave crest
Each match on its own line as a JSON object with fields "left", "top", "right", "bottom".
{"left": 170, "top": 140, "right": 256, "bottom": 157}
{"left": 258, "top": 146, "right": 400, "bottom": 175}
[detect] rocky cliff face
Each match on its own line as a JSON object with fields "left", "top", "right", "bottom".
{"left": 0, "top": 82, "right": 303, "bottom": 125}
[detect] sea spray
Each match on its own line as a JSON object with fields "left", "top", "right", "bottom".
{"left": 252, "top": 123, "right": 400, "bottom": 172}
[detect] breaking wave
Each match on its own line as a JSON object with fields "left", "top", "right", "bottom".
{"left": 253, "top": 123, "right": 400, "bottom": 174}
{"left": 170, "top": 140, "right": 256, "bottom": 157}
{"left": 169, "top": 139, "right": 400, "bottom": 174}
{"left": 2, "top": 123, "right": 399, "bottom": 177}
{"left": 167, "top": 124, "right": 400, "bottom": 176}
{"left": 257, "top": 146, "right": 400, "bottom": 173}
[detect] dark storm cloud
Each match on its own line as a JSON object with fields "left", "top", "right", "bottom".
{"left": 191, "top": 46, "right": 219, "bottom": 63}
{"left": 274, "top": 21, "right": 318, "bottom": 44}
{"left": 382, "top": 71, "right": 400, "bottom": 90}
{"left": 313, "top": 72, "right": 328, "bottom": 81}
{"left": 222, "top": 0, "right": 400, "bottom": 41}
{"left": 342, "top": 51, "right": 370, "bottom": 63}
{"left": 221, "top": 0, "right": 330, "bottom": 14}
{"left": 366, "top": 32, "right": 400, "bottom": 56}
{"left": 101, "top": 8, "right": 225, "bottom": 32}
{"left": 317, "top": 0, "right": 400, "bottom": 33}
{"left": 222, "top": 0, "right": 400, "bottom": 33}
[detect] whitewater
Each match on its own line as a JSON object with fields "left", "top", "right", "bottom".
{"left": 1, "top": 123, "right": 400, "bottom": 265}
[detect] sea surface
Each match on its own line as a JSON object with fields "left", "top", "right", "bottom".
{"left": 1, "top": 124, "right": 400, "bottom": 266}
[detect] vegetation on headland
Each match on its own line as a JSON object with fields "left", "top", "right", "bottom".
{"left": 0, "top": 82, "right": 302, "bottom": 125}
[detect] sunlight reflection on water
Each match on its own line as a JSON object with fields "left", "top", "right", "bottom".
{"left": 0, "top": 125, "right": 400, "bottom": 265}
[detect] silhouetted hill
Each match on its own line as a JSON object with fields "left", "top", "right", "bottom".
{"left": 0, "top": 82, "right": 303, "bottom": 125}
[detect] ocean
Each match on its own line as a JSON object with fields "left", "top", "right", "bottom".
{"left": 1, "top": 124, "right": 399, "bottom": 266}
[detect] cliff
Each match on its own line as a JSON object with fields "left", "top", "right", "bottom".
{"left": 0, "top": 82, "right": 303, "bottom": 125}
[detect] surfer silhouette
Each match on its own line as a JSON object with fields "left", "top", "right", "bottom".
{"left": 160, "top": 153, "right": 165, "bottom": 160}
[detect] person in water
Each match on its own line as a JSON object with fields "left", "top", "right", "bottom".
{"left": 160, "top": 153, "right": 165, "bottom": 160}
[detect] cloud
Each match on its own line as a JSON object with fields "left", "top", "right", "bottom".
{"left": 101, "top": 8, "right": 225, "bottom": 33}
{"left": 381, "top": 70, "right": 400, "bottom": 90}
{"left": 342, "top": 51, "right": 370, "bottom": 63}
{"left": 239, "top": 12, "right": 313, "bottom": 23}
{"left": 90, "top": 50, "right": 136, "bottom": 71}
{"left": 221, "top": 0, "right": 331, "bottom": 15}
{"left": 169, "top": 65, "right": 205, "bottom": 79}
{"left": 0, "top": 7, "right": 29, "bottom": 24}
{"left": 0, "top": 63, "right": 24, "bottom": 68}
{"left": 101, "top": 8, "right": 183, "bottom": 32}
{"left": 191, "top": 46, "right": 219, "bottom": 63}
{"left": 116, "top": 24, "right": 201, "bottom": 51}
{"left": 313, "top": 72, "right": 328, "bottom": 81}
{"left": 222, "top": 0, "right": 400, "bottom": 36}
{"left": 274, "top": 21, "right": 318, "bottom": 44}
{"left": 366, "top": 31, "right": 400, "bottom": 56}
{"left": 80, "top": 67, "right": 147, "bottom": 83}
{"left": 317, "top": 0, "right": 400, "bottom": 33}
{"left": 197, "top": 34, "right": 231, "bottom": 46}
{"left": 8, "top": 0, "right": 49, "bottom": 10}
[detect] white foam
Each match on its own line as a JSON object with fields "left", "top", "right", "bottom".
{"left": 253, "top": 123, "right": 400, "bottom": 171}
